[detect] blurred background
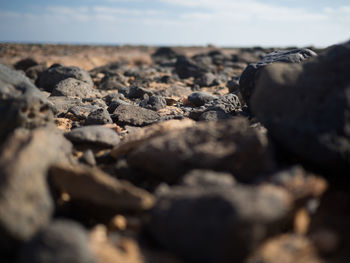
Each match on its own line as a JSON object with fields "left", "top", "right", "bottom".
{"left": 0, "top": 0, "right": 349, "bottom": 47}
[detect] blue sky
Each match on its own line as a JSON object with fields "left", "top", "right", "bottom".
{"left": 0, "top": 0, "right": 349, "bottom": 47}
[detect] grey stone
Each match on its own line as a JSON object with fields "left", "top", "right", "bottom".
{"left": 181, "top": 169, "right": 235, "bottom": 187}
{"left": 112, "top": 105, "right": 160, "bottom": 126}
{"left": 51, "top": 78, "right": 99, "bottom": 98}
{"left": 188, "top": 92, "right": 216, "bottom": 107}
{"left": 128, "top": 118, "right": 275, "bottom": 183}
{"left": 127, "top": 86, "right": 154, "bottom": 99}
{"left": 85, "top": 108, "right": 112, "bottom": 125}
{"left": 47, "top": 96, "right": 83, "bottom": 116}
{"left": 107, "top": 99, "right": 130, "bottom": 113}
{"left": 39, "top": 65, "right": 93, "bottom": 92}
{"left": 239, "top": 48, "right": 317, "bottom": 104}
{"left": 195, "top": 72, "right": 217, "bottom": 87}
{"left": 140, "top": 95, "right": 167, "bottom": 111}
{"left": 65, "top": 125, "right": 120, "bottom": 148}
{"left": 18, "top": 220, "right": 96, "bottom": 263}
{"left": 149, "top": 184, "right": 292, "bottom": 263}
{"left": 175, "top": 55, "right": 207, "bottom": 79}
{"left": 14, "top": 58, "right": 38, "bottom": 71}
{"left": 251, "top": 43, "right": 350, "bottom": 173}
{"left": 99, "top": 75, "right": 127, "bottom": 90}
{"left": 0, "top": 126, "right": 72, "bottom": 251}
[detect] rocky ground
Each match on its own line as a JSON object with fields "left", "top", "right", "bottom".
{"left": 0, "top": 42, "right": 349, "bottom": 263}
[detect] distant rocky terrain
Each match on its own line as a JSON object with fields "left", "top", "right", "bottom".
{"left": 0, "top": 42, "right": 349, "bottom": 263}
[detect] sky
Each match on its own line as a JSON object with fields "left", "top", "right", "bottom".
{"left": 0, "top": 0, "right": 349, "bottom": 47}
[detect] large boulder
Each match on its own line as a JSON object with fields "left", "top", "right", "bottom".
{"left": 250, "top": 43, "right": 350, "bottom": 173}
{"left": 239, "top": 48, "right": 317, "bottom": 104}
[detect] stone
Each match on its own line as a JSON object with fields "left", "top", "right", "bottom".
{"left": 194, "top": 72, "right": 217, "bottom": 87}
{"left": 47, "top": 96, "right": 83, "bottom": 116}
{"left": 128, "top": 118, "right": 275, "bottom": 183}
{"left": 239, "top": 48, "right": 317, "bottom": 104}
{"left": 107, "top": 99, "right": 130, "bottom": 113}
{"left": 51, "top": 78, "right": 99, "bottom": 98}
{"left": 181, "top": 169, "right": 236, "bottom": 187}
{"left": 127, "top": 86, "right": 154, "bottom": 99}
{"left": 0, "top": 63, "right": 53, "bottom": 141}
{"left": 18, "top": 220, "right": 95, "bottom": 263}
{"left": 188, "top": 92, "right": 216, "bottom": 107}
{"left": 65, "top": 125, "right": 120, "bottom": 148}
{"left": 0, "top": 126, "right": 72, "bottom": 252}
{"left": 14, "top": 57, "right": 38, "bottom": 71}
{"left": 140, "top": 95, "right": 167, "bottom": 111}
{"left": 111, "top": 119, "right": 195, "bottom": 158}
{"left": 85, "top": 108, "right": 113, "bottom": 125}
{"left": 99, "top": 75, "right": 127, "bottom": 91}
{"left": 112, "top": 105, "right": 160, "bottom": 127}
{"left": 152, "top": 47, "right": 179, "bottom": 61}
{"left": 250, "top": 43, "right": 350, "bottom": 173}
{"left": 25, "top": 64, "right": 47, "bottom": 86}
{"left": 80, "top": 149, "right": 96, "bottom": 166}
{"left": 39, "top": 64, "right": 93, "bottom": 92}
{"left": 67, "top": 104, "right": 99, "bottom": 121}
{"left": 149, "top": 184, "right": 292, "bottom": 263}
{"left": 175, "top": 55, "right": 207, "bottom": 79}
{"left": 49, "top": 164, "right": 155, "bottom": 211}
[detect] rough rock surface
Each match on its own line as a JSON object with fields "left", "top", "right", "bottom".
{"left": 251, "top": 43, "right": 350, "bottom": 173}
{"left": 112, "top": 105, "right": 160, "bottom": 126}
{"left": 39, "top": 64, "right": 93, "bottom": 92}
{"left": 51, "top": 78, "right": 99, "bottom": 98}
{"left": 239, "top": 48, "right": 317, "bottom": 104}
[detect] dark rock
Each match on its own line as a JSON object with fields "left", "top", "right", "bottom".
{"left": 175, "top": 55, "right": 207, "bottom": 79}
{"left": 107, "top": 99, "right": 130, "bottom": 114}
{"left": 251, "top": 43, "right": 350, "bottom": 174}
{"left": 127, "top": 86, "right": 154, "bottom": 99}
{"left": 67, "top": 104, "right": 99, "bottom": 121}
{"left": 0, "top": 126, "right": 72, "bottom": 253}
{"left": 198, "top": 110, "right": 231, "bottom": 121}
{"left": 203, "top": 94, "right": 241, "bottom": 113}
{"left": 14, "top": 57, "right": 38, "bottom": 71}
{"left": 227, "top": 77, "right": 240, "bottom": 93}
{"left": 194, "top": 72, "right": 217, "bottom": 87}
{"left": 112, "top": 105, "right": 160, "bottom": 126}
{"left": 128, "top": 118, "right": 275, "bottom": 183}
{"left": 25, "top": 64, "right": 47, "bottom": 86}
{"left": 85, "top": 108, "right": 112, "bottom": 125}
{"left": 140, "top": 95, "right": 167, "bottom": 111}
{"left": 152, "top": 47, "right": 179, "bottom": 60}
{"left": 149, "top": 184, "right": 292, "bottom": 263}
{"left": 39, "top": 65, "right": 93, "bottom": 92}
{"left": 0, "top": 64, "right": 53, "bottom": 141}
{"left": 188, "top": 92, "right": 216, "bottom": 107}
{"left": 51, "top": 78, "right": 99, "bottom": 98}
{"left": 103, "top": 93, "right": 126, "bottom": 105}
{"left": 239, "top": 48, "right": 317, "bottom": 104}
{"left": 65, "top": 125, "right": 120, "bottom": 148}
{"left": 18, "top": 220, "right": 95, "bottom": 263}
{"left": 99, "top": 74, "right": 127, "bottom": 90}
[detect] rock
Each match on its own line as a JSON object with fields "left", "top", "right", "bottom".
{"left": 181, "top": 169, "right": 236, "bottom": 187}
{"left": 246, "top": 234, "right": 322, "bottom": 263}
{"left": 194, "top": 72, "right": 217, "bottom": 87}
{"left": 188, "top": 92, "right": 216, "bottom": 107}
{"left": 49, "top": 164, "right": 155, "bottom": 212}
{"left": 65, "top": 125, "right": 120, "bottom": 148}
{"left": 149, "top": 184, "right": 292, "bottom": 263}
{"left": 175, "top": 55, "right": 207, "bottom": 79}
{"left": 67, "top": 104, "right": 99, "bottom": 121}
{"left": 111, "top": 119, "right": 195, "bottom": 158}
{"left": 250, "top": 43, "right": 350, "bottom": 173}
{"left": 0, "top": 126, "right": 72, "bottom": 252}
{"left": 51, "top": 78, "right": 99, "bottom": 98}
{"left": 107, "top": 99, "right": 130, "bottom": 113}
{"left": 112, "top": 105, "right": 160, "bottom": 127}
{"left": 18, "top": 220, "right": 95, "bottom": 263}
{"left": 239, "top": 48, "right": 317, "bottom": 104}
{"left": 39, "top": 65, "right": 93, "bottom": 92}
{"left": 99, "top": 75, "right": 127, "bottom": 91}
{"left": 127, "top": 86, "right": 153, "bottom": 99}
{"left": 140, "top": 95, "right": 167, "bottom": 111}
{"left": 85, "top": 108, "right": 113, "bottom": 125}
{"left": 151, "top": 47, "right": 179, "bottom": 61}
{"left": 0, "top": 64, "right": 53, "bottom": 139}
{"left": 25, "top": 64, "right": 47, "bottom": 86}
{"left": 14, "top": 57, "right": 38, "bottom": 71}
{"left": 80, "top": 149, "right": 96, "bottom": 166}
{"left": 48, "top": 96, "right": 83, "bottom": 116}
{"left": 128, "top": 117, "right": 275, "bottom": 183}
